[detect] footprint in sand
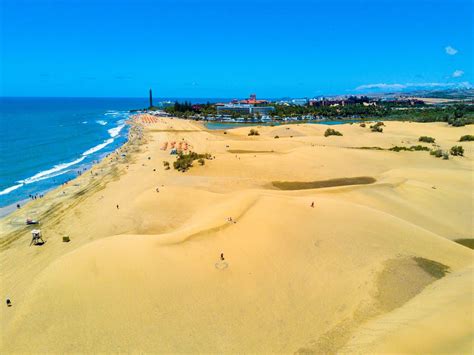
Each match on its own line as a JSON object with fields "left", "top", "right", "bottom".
{"left": 215, "top": 261, "right": 229, "bottom": 270}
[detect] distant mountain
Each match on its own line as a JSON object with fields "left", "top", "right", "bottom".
{"left": 355, "top": 82, "right": 473, "bottom": 97}
{"left": 403, "top": 88, "right": 474, "bottom": 100}
{"left": 359, "top": 88, "right": 474, "bottom": 101}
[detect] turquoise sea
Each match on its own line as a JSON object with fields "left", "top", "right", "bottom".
{"left": 0, "top": 97, "right": 148, "bottom": 207}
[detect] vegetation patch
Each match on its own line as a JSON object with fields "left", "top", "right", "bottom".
{"left": 389, "top": 145, "right": 430, "bottom": 152}
{"left": 248, "top": 129, "right": 260, "bottom": 136}
{"left": 430, "top": 149, "right": 444, "bottom": 158}
{"left": 450, "top": 145, "right": 464, "bottom": 156}
{"left": 459, "top": 135, "right": 474, "bottom": 142}
{"left": 419, "top": 136, "right": 435, "bottom": 143}
{"left": 272, "top": 176, "right": 376, "bottom": 190}
{"left": 324, "top": 128, "right": 343, "bottom": 137}
{"left": 163, "top": 161, "right": 170, "bottom": 170}
{"left": 355, "top": 146, "right": 384, "bottom": 150}
{"left": 173, "top": 151, "right": 212, "bottom": 172}
{"left": 454, "top": 239, "right": 474, "bottom": 249}
{"left": 359, "top": 123, "right": 366, "bottom": 127}
{"left": 413, "top": 256, "right": 450, "bottom": 279}
{"left": 370, "top": 122, "right": 384, "bottom": 132}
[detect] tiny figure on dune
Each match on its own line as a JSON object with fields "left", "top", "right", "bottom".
{"left": 116, "top": 204, "right": 119, "bottom": 210}
{"left": 311, "top": 201, "right": 315, "bottom": 208}
{"left": 6, "top": 299, "right": 12, "bottom": 307}
{"left": 220, "top": 253, "right": 225, "bottom": 261}
{"left": 156, "top": 187, "right": 159, "bottom": 193}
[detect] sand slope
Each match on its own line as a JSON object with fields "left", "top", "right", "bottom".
{"left": 1, "top": 118, "right": 473, "bottom": 353}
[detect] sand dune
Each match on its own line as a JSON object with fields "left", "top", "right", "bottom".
{"left": 1, "top": 118, "right": 473, "bottom": 353}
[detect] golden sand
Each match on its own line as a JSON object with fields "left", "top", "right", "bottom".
{"left": 0, "top": 117, "right": 473, "bottom": 353}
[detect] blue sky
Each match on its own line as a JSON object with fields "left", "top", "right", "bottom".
{"left": 0, "top": 0, "right": 472, "bottom": 98}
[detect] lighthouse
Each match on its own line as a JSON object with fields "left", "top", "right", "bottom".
{"left": 149, "top": 89, "right": 153, "bottom": 108}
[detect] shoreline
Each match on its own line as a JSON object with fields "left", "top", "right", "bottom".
{"left": 0, "top": 116, "right": 137, "bottom": 219}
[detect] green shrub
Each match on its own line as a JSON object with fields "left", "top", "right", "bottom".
{"left": 324, "top": 128, "right": 343, "bottom": 137}
{"left": 173, "top": 151, "right": 211, "bottom": 172}
{"left": 389, "top": 145, "right": 430, "bottom": 152}
{"left": 360, "top": 123, "right": 366, "bottom": 127}
{"left": 450, "top": 145, "right": 464, "bottom": 156}
{"left": 459, "top": 135, "right": 474, "bottom": 142}
{"left": 443, "top": 152, "right": 449, "bottom": 160}
{"left": 248, "top": 129, "right": 260, "bottom": 136}
{"left": 411, "top": 145, "right": 430, "bottom": 151}
{"left": 198, "top": 158, "right": 205, "bottom": 165}
{"left": 357, "top": 146, "right": 383, "bottom": 150}
{"left": 390, "top": 146, "right": 409, "bottom": 152}
{"left": 430, "top": 149, "right": 443, "bottom": 158}
{"left": 370, "top": 122, "right": 384, "bottom": 132}
{"left": 419, "top": 136, "right": 436, "bottom": 143}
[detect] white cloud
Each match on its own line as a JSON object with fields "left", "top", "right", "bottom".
{"left": 445, "top": 46, "right": 458, "bottom": 55}
{"left": 355, "top": 81, "right": 472, "bottom": 92}
{"left": 452, "top": 70, "right": 464, "bottom": 78}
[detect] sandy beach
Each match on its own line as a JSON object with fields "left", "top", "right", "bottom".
{"left": 0, "top": 117, "right": 472, "bottom": 353}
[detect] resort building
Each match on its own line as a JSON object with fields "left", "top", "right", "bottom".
{"left": 216, "top": 104, "right": 274, "bottom": 116}
{"left": 238, "top": 94, "right": 269, "bottom": 105}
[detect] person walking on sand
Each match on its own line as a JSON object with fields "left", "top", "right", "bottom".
{"left": 116, "top": 204, "right": 119, "bottom": 210}
{"left": 311, "top": 201, "right": 315, "bottom": 208}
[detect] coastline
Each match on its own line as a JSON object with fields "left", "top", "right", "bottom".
{"left": 0, "top": 116, "right": 143, "bottom": 232}
{"left": 0, "top": 115, "right": 136, "bottom": 219}
{"left": 0, "top": 99, "right": 136, "bottom": 209}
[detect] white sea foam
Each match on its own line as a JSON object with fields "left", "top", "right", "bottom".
{"left": 6, "top": 137, "right": 115, "bottom": 194}
{"left": 82, "top": 138, "right": 114, "bottom": 156}
{"left": 108, "top": 124, "right": 125, "bottom": 138}
{"left": 3, "top": 113, "right": 129, "bottom": 197}
{"left": 18, "top": 157, "right": 86, "bottom": 185}
{"left": 0, "top": 184, "right": 24, "bottom": 196}
{"left": 104, "top": 110, "right": 122, "bottom": 116}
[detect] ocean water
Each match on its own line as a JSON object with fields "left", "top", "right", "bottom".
{"left": 0, "top": 97, "right": 148, "bottom": 207}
